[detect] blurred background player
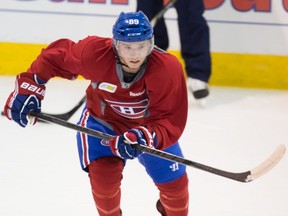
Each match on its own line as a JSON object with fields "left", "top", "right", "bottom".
{"left": 4, "top": 11, "right": 189, "bottom": 216}
{"left": 137, "top": 0, "right": 211, "bottom": 100}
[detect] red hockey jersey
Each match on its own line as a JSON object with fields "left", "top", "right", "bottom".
{"left": 27, "top": 36, "right": 188, "bottom": 150}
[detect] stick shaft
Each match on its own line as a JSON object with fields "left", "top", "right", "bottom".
{"left": 30, "top": 111, "right": 255, "bottom": 183}
{"left": 150, "top": 0, "right": 177, "bottom": 27}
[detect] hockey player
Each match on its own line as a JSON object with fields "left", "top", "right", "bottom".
{"left": 4, "top": 11, "right": 189, "bottom": 216}
{"left": 137, "top": 0, "right": 211, "bottom": 99}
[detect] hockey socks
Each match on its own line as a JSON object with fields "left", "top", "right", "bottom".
{"left": 156, "top": 173, "right": 189, "bottom": 216}
{"left": 89, "top": 157, "right": 124, "bottom": 216}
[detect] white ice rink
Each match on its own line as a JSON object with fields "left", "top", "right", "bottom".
{"left": 0, "top": 76, "right": 287, "bottom": 216}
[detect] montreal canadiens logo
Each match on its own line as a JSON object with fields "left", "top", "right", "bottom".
{"left": 105, "top": 99, "right": 149, "bottom": 119}
{"left": 100, "top": 139, "right": 110, "bottom": 146}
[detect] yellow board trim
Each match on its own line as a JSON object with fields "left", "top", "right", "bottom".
{"left": 169, "top": 50, "right": 288, "bottom": 90}
{"left": 0, "top": 42, "right": 47, "bottom": 75}
{"left": 0, "top": 42, "right": 287, "bottom": 90}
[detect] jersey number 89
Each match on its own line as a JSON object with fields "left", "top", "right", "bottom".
{"left": 128, "top": 19, "right": 139, "bottom": 25}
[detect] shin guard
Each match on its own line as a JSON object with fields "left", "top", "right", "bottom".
{"left": 89, "top": 157, "right": 124, "bottom": 216}
{"left": 156, "top": 173, "right": 189, "bottom": 216}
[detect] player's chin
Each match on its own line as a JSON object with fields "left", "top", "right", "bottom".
{"left": 127, "top": 62, "right": 142, "bottom": 69}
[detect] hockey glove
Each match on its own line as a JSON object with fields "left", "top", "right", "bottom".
{"left": 109, "top": 126, "right": 155, "bottom": 160}
{"left": 4, "top": 72, "right": 46, "bottom": 127}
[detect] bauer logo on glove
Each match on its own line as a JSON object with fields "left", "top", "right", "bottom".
{"left": 20, "top": 82, "right": 46, "bottom": 97}
{"left": 4, "top": 72, "right": 46, "bottom": 127}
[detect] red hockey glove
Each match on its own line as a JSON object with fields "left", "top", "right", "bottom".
{"left": 4, "top": 73, "right": 46, "bottom": 127}
{"left": 109, "top": 126, "right": 155, "bottom": 160}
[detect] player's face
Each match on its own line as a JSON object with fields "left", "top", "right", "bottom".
{"left": 116, "top": 40, "right": 151, "bottom": 70}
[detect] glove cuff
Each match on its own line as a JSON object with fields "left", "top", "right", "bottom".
{"left": 17, "top": 72, "right": 46, "bottom": 100}
{"left": 33, "top": 73, "right": 47, "bottom": 85}
{"left": 131, "top": 126, "right": 156, "bottom": 148}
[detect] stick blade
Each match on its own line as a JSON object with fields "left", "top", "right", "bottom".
{"left": 246, "top": 144, "right": 286, "bottom": 182}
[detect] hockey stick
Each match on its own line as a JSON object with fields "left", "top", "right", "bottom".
{"left": 40, "top": 95, "right": 86, "bottom": 121}
{"left": 30, "top": 111, "right": 286, "bottom": 183}
{"left": 150, "top": 0, "right": 177, "bottom": 27}
{"left": 1, "top": 95, "right": 86, "bottom": 123}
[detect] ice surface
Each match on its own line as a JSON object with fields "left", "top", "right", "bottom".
{"left": 0, "top": 76, "right": 287, "bottom": 216}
